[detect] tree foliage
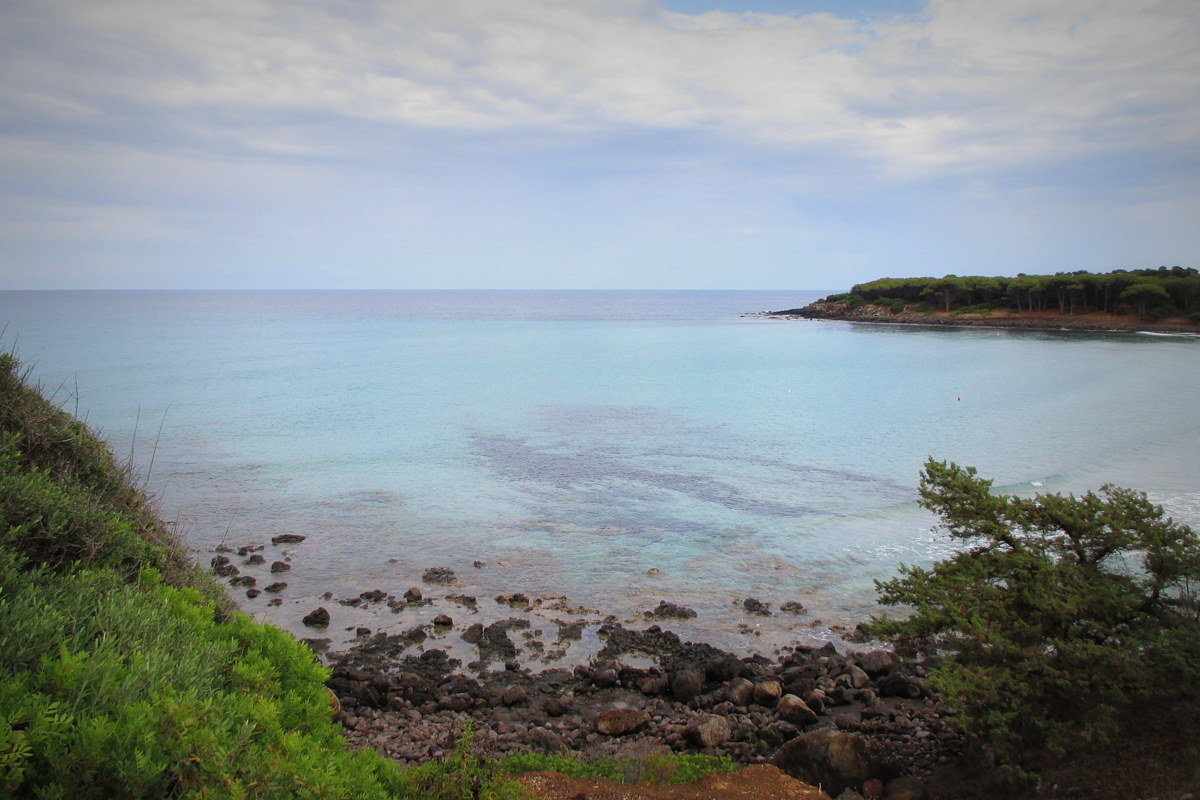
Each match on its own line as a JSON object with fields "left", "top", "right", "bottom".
{"left": 824, "top": 266, "right": 1199, "bottom": 319}
{"left": 873, "top": 459, "right": 1200, "bottom": 779}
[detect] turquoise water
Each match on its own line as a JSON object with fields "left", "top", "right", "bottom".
{"left": 4, "top": 291, "right": 1199, "bottom": 649}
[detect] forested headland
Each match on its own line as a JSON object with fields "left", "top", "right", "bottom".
{"left": 772, "top": 266, "right": 1200, "bottom": 330}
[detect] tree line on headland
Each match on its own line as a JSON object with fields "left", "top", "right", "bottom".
{"left": 819, "top": 266, "right": 1200, "bottom": 321}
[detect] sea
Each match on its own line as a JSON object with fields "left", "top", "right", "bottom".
{"left": 4, "top": 290, "right": 1199, "bottom": 655}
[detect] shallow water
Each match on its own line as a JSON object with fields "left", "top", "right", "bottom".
{"left": 4, "top": 290, "right": 1199, "bottom": 654}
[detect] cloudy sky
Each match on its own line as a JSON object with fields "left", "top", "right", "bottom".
{"left": 1, "top": 0, "right": 1197, "bottom": 289}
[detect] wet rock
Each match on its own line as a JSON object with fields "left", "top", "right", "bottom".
{"left": 473, "top": 560, "right": 486, "bottom": 568}
{"left": 355, "top": 627, "right": 371, "bottom": 637}
{"left": 743, "top": 598, "right": 773, "bottom": 616}
{"left": 685, "top": 714, "right": 731, "bottom": 748}
{"left": 267, "top": 598, "right": 282, "bottom": 606}
{"left": 270, "top": 560, "right": 291, "bottom": 573}
{"left": 302, "top": 607, "right": 330, "bottom": 628}
{"left": 243, "top": 554, "right": 265, "bottom": 566}
{"left": 264, "top": 581, "right": 287, "bottom": 593}
{"left": 245, "top": 588, "right": 261, "bottom": 599}
{"left": 358, "top": 589, "right": 386, "bottom": 603}
{"left": 500, "top": 685, "right": 527, "bottom": 706}
{"left": 210, "top": 556, "right": 237, "bottom": 577}
{"left": 446, "top": 594, "right": 478, "bottom": 610}
{"left": 461, "top": 623, "right": 484, "bottom": 644}
{"left": 780, "top": 601, "right": 806, "bottom": 615}
{"left": 403, "top": 587, "right": 423, "bottom": 602}
{"left": 495, "top": 593, "right": 530, "bottom": 608}
{"left": 671, "top": 669, "right": 705, "bottom": 701}
{"left": 432, "top": 614, "right": 453, "bottom": 627}
{"left": 777, "top": 694, "right": 819, "bottom": 726}
{"left": 643, "top": 601, "right": 697, "bottom": 620}
{"left": 230, "top": 575, "right": 255, "bottom": 587}
{"left": 236, "top": 545, "right": 263, "bottom": 556}
{"left": 595, "top": 708, "right": 650, "bottom": 736}
{"left": 271, "top": 534, "right": 306, "bottom": 545}
{"left": 422, "top": 567, "right": 456, "bottom": 585}
{"left": 772, "top": 728, "right": 876, "bottom": 797}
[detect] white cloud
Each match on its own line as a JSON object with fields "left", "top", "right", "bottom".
{"left": 3, "top": 0, "right": 1195, "bottom": 175}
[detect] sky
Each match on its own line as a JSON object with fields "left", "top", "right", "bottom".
{"left": 0, "top": 0, "right": 1197, "bottom": 290}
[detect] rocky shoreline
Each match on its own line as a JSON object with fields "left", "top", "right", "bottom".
{"left": 211, "top": 541, "right": 971, "bottom": 799}
{"left": 758, "top": 301, "right": 1200, "bottom": 335}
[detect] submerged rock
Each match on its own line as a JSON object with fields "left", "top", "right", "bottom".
{"left": 271, "top": 534, "right": 306, "bottom": 545}
{"left": 302, "top": 607, "right": 330, "bottom": 628}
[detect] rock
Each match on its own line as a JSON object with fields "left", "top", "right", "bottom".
{"left": 845, "top": 664, "right": 870, "bottom": 689}
{"left": 643, "top": 601, "right": 697, "bottom": 620}
{"left": 595, "top": 708, "right": 650, "bottom": 736}
{"left": 267, "top": 598, "right": 282, "bottom": 606}
{"left": 245, "top": 588, "right": 261, "bottom": 598}
{"left": 302, "top": 607, "right": 330, "bottom": 628}
{"left": 230, "top": 575, "right": 255, "bottom": 587}
{"left": 544, "top": 697, "right": 570, "bottom": 717}
{"left": 591, "top": 668, "right": 619, "bottom": 688}
{"left": 639, "top": 675, "right": 669, "bottom": 695}
{"left": 781, "top": 601, "right": 806, "bottom": 615}
{"left": 473, "top": 560, "right": 486, "bottom": 568}
{"left": 743, "top": 597, "right": 773, "bottom": 616}
{"left": 777, "top": 694, "right": 819, "bottom": 726}
{"left": 264, "top": 582, "right": 287, "bottom": 593}
{"left": 422, "top": 567, "right": 456, "bottom": 585}
{"left": 461, "top": 623, "right": 484, "bottom": 644}
{"left": 270, "top": 560, "right": 291, "bottom": 573}
{"left": 877, "top": 674, "right": 922, "bottom": 699}
{"left": 500, "top": 685, "right": 527, "bottom": 706}
{"left": 884, "top": 776, "right": 925, "bottom": 800}
{"left": 854, "top": 650, "right": 899, "bottom": 676}
{"left": 433, "top": 614, "right": 453, "bottom": 627}
{"left": 403, "top": 586, "right": 423, "bottom": 602}
{"left": 271, "top": 534, "right": 306, "bottom": 545}
{"left": 685, "top": 714, "right": 732, "bottom": 748}
{"left": 754, "top": 680, "right": 783, "bottom": 706}
{"left": 671, "top": 669, "right": 705, "bottom": 701}
{"left": 727, "top": 676, "right": 755, "bottom": 706}
{"left": 495, "top": 593, "right": 530, "bottom": 607}
{"left": 355, "top": 627, "right": 371, "bottom": 637}
{"left": 772, "top": 728, "right": 875, "bottom": 797}
{"left": 862, "top": 778, "right": 885, "bottom": 798}
{"left": 211, "top": 560, "right": 237, "bottom": 577}
{"left": 243, "top": 554, "right": 265, "bottom": 565}
{"left": 704, "top": 655, "right": 743, "bottom": 681}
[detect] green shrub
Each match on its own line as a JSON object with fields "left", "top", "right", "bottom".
{"left": 873, "top": 459, "right": 1200, "bottom": 782}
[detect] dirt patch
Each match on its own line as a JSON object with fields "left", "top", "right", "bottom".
{"left": 517, "top": 764, "right": 831, "bottom": 800}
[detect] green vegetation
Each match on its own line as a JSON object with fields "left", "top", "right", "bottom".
{"left": 873, "top": 459, "right": 1200, "bottom": 782}
{"left": 0, "top": 351, "right": 739, "bottom": 798}
{"left": 817, "top": 266, "right": 1200, "bottom": 320}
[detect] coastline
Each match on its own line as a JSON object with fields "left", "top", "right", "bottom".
{"left": 758, "top": 302, "right": 1200, "bottom": 335}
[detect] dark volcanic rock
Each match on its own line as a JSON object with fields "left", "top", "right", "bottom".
{"left": 422, "top": 567, "right": 456, "bottom": 585}
{"left": 643, "top": 601, "right": 697, "bottom": 620}
{"left": 302, "top": 607, "right": 330, "bottom": 628}
{"left": 271, "top": 534, "right": 306, "bottom": 545}
{"left": 742, "top": 598, "right": 773, "bottom": 616}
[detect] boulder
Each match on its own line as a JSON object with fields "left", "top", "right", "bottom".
{"left": 845, "top": 664, "right": 870, "bottom": 689}
{"left": 432, "top": 614, "right": 453, "bottom": 627}
{"left": 461, "top": 623, "right": 484, "bottom": 644}
{"left": 270, "top": 560, "right": 291, "bottom": 573}
{"left": 854, "top": 650, "right": 899, "bottom": 676}
{"left": 264, "top": 581, "right": 287, "bottom": 593}
{"left": 671, "top": 669, "right": 705, "bottom": 701}
{"left": 271, "top": 534, "right": 306, "bottom": 545}
{"left": 743, "top": 597, "right": 773, "bottom": 616}
{"left": 884, "top": 776, "right": 925, "bottom": 800}
{"left": 754, "top": 680, "right": 783, "bottom": 706}
{"left": 500, "top": 685, "right": 527, "bottom": 706}
{"left": 685, "top": 714, "right": 731, "bottom": 748}
{"left": 777, "top": 694, "right": 819, "bottom": 726}
{"left": 302, "top": 607, "right": 330, "bottom": 628}
{"left": 727, "top": 676, "right": 755, "bottom": 707}
{"left": 772, "top": 728, "right": 876, "bottom": 797}
{"left": 595, "top": 708, "right": 650, "bottom": 736}
{"left": 403, "top": 586, "right": 423, "bottom": 602}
